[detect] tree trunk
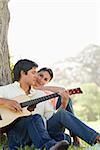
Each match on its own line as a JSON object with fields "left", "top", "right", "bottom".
{"left": 0, "top": 0, "right": 12, "bottom": 85}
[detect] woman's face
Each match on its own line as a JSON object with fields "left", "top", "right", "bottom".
{"left": 35, "top": 71, "right": 51, "bottom": 87}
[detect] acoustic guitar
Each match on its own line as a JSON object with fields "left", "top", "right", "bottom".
{"left": 0, "top": 87, "right": 82, "bottom": 131}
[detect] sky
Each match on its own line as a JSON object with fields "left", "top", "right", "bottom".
{"left": 8, "top": 0, "right": 100, "bottom": 68}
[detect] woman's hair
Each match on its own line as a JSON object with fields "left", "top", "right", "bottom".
{"left": 38, "top": 67, "right": 53, "bottom": 81}
{"left": 13, "top": 59, "right": 38, "bottom": 81}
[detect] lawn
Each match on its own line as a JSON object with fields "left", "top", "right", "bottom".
{"left": 0, "top": 121, "right": 100, "bottom": 150}
{"left": 0, "top": 142, "right": 98, "bottom": 150}
{"left": 0, "top": 145, "right": 87, "bottom": 150}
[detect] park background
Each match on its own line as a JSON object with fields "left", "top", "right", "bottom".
{"left": 0, "top": 0, "right": 100, "bottom": 149}
{"left": 8, "top": 0, "right": 100, "bottom": 130}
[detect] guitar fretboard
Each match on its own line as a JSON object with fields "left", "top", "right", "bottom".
{"left": 20, "top": 93, "right": 59, "bottom": 108}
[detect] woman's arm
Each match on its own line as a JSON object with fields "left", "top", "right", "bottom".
{"left": 34, "top": 85, "right": 66, "bottom": 93}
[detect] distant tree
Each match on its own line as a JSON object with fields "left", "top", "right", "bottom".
{"left": 0, "top": 0, "right": 12, "bottom": 85}
{"left": 74, "top": 83, "right": 100, "bottom": 121}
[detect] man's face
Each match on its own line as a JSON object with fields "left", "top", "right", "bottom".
{"left": 34, "top": 71, "right": 51, "bottom": 87}
{"left": 24, "top": 67, "right": 37, "bottom": 86}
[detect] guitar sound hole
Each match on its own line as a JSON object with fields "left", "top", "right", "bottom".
{"left": 0, "top": 115, "right": 2, "bottom": 120}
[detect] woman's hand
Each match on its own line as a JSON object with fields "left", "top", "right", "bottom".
{"left": 58, "top": 89, "right": 69, "bottom": 109}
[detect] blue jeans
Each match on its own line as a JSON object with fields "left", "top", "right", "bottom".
{"left": 56, "top": 97, "right": 75, "bottom": 137}
{"left": 47, "top": 108, "right": 99, "bottom": 145}
{"left": 56, "top": 97, "right": 74, "bottom": 114}
{"left": 7, "top": 114, "right": 57, "bottom": 150}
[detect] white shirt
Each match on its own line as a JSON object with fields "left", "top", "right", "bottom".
{"left": 0, "top": 81, "right": 54, "bottom": 120}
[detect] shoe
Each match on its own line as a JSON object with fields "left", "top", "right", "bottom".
{"left": 49, "top": 140, "right": 69, "bottom": 150}
{"left": 73, "top": 136, "right": 84, "bottom": 148}
{"left": 95, "top": 135, "right": 100, "bottom": 143}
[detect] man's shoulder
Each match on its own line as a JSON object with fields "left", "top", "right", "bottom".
{"left": 0, "top": 82, "right": 21, "bottom": 98}
{"left": 0, "top": 82, "right": 18, "bottom": 89}
{"left": 0, "top": 83, "right": 12, "bottom": 89}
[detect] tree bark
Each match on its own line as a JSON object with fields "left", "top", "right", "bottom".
{"left": 0, "top": 0, "right": 12, "bottom": 85}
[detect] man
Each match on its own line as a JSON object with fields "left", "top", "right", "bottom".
{"left": 0, "top": 59, "right": 69, "bottom": 150}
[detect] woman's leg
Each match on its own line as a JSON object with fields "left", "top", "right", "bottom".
{"left": 47, "top": 108, "right": 99, "bottom": 145}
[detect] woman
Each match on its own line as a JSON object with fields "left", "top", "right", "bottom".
{"left": 33, "top": 67, "right": 100, "bottom": 147}
{"left": 35, "top": 67, "right": 74, "bottom": 112}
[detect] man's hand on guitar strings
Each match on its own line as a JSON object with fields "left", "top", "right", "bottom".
{"left": 3, "top": 99, "right": 22, "bottom": 112}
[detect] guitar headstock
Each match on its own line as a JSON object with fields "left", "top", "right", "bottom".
{"left": 68, "top": 87, "right": 83, "bottom": 95}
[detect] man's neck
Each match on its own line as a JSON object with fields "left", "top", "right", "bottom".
{"left": 19, "top": 81, "right": 31, "bottom": 95}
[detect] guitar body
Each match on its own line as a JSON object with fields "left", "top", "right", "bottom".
{"left": 0, "top": 95, "right": 32, "bottom": 129}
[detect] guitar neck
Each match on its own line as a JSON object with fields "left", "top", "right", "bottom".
{"left": 20, "top": 93, "right": 59, "bottom": 108}
{"left": 20, "top": 87, "right": 83, "bottom": 108}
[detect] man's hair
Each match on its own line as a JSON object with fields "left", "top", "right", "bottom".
{"left": 13, "top": 59, "right": 38, "bottom": 81}
{"left": 38, "top": 67, "right": 53, "bottom": 81}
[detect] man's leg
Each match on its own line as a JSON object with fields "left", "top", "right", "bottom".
{"left": 27, "top": 114, "right": 57, "bottom": 149}
{"left": 7, "top": 115, "right": 56, "bottom": 150}
{"left": 47, "top": 108, "right": 99, "bottom": 145}
{"left": 27, "top": 114, "right": 70, "bottom": 150}
{"left": 7, "top": 117, "right": 32, "bottom": 149}
{"left": 7, "top": 114, "right": 69, "bottom": 150}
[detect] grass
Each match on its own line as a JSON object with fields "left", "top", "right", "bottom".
{"left": 0, "top": 140, "right": 96, "bottom": 150}
{"left": 0, "top": 138, "right": 88, "bottom": 150}
{"left": 0, "top": 121, "right": 99, "bottom": 150}
{"left": 0, "top": 145, "right": 86, "bottom": 150}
